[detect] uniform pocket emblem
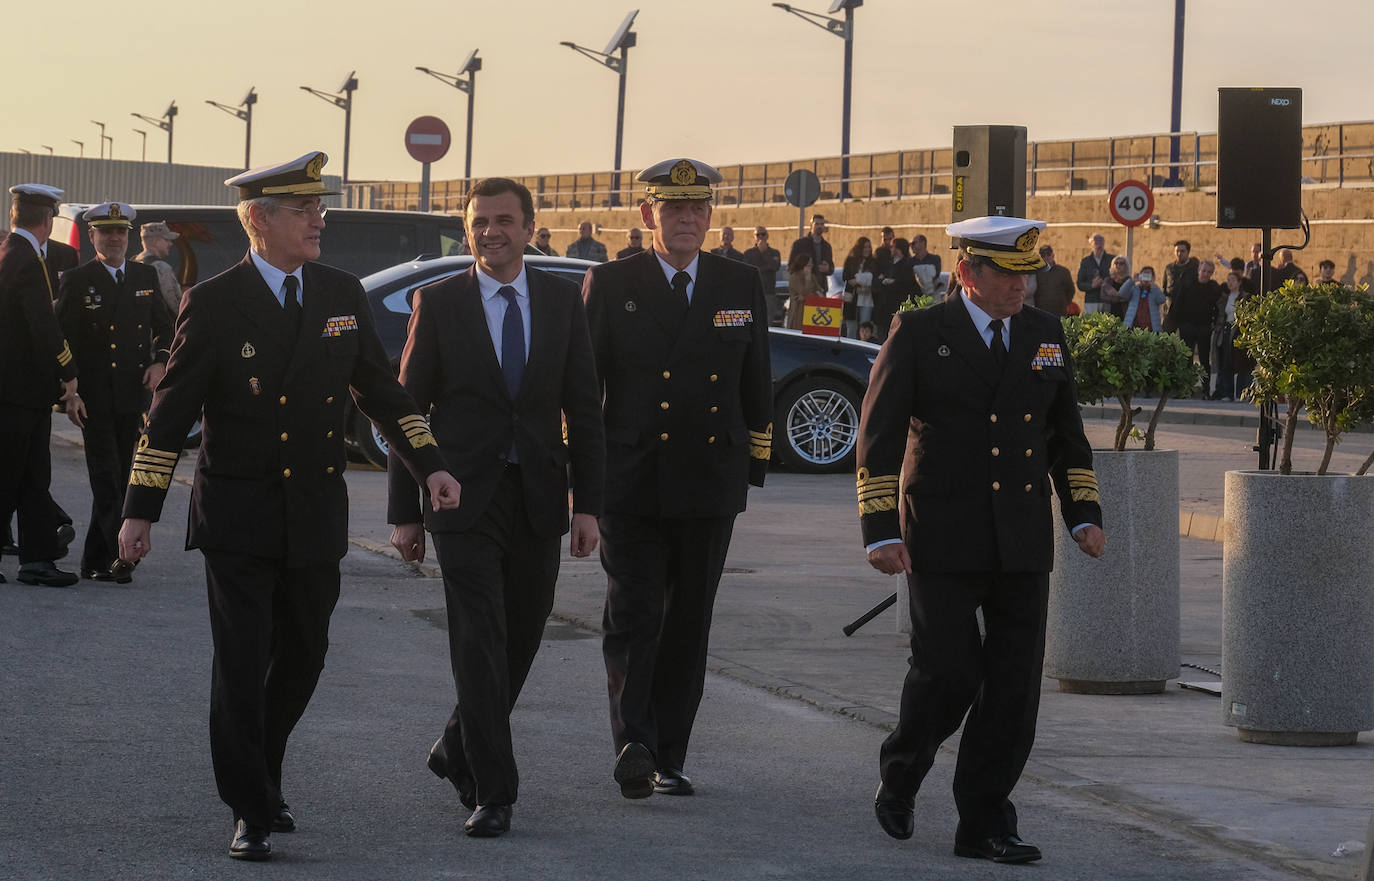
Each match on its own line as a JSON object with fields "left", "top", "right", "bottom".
{"left": 134, "top": 289, "right": 153, "bottom": 297}
{"left": 713, "top": 309, "right": 752, "bottom": 327}
{"left": 249, "top": 377, "right": 261, "bottom": 395}
{"left": 321, "top": 314, "right": 359, "bottom": 337}
{"left": 625, "top": 300, "right": 637, "bottom": 312}
{"left": 937, "top": 344, "right": 950, "bottom": 357}
{"left": 242, "top": 342, "right": 256, "bottom": 358}
{"left": 1032, "top": 342, "right": 1065, "bottom": 369}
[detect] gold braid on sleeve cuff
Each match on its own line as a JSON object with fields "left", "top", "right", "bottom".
{"left": 1066, "top": 467, "right": 1100, "bottom": 503}
{"left": 749, "top": 424, "right": 772, "bottom": 461}
{"left": 398, "top": 414, "right": 437, "bottom": 449}
{"left": 856, "top": 466, "right": 900, "bottom": 515}
{"left": 128, "top": 438, "right": 179, "bottom": 490}
{"left": 56, "top": 341, "right": 73, "bottom": 367}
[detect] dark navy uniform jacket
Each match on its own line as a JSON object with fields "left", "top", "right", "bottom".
{"left": 0, "top": 232, "right": 76, "bottom": 409}
{"left": 123, "top": 254, "right": 447, "bottom": 566}
{"left": 55, "top": 260, "right": 173, "bottom": 415}
{"left": 856, "top": 295, "right": 1102, "bottom": 573}
{"left": 583, "top": 249, "right": 771, "bottom": 518}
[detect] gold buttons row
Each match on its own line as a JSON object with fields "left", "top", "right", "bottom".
{"left": 989, "top": 413, "right": 1036, "bottom": 423}
{"left": 283, "top": 466, "right": 339, "bottom": 478}
{"left": 283, "top": 430, "right": 336, "bottom": 440}
{"left": 991, "top": 482, "right": 1036, "bottom": 492}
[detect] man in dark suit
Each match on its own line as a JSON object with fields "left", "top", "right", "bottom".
{"left": 858, "top": 216, "right": 1105, "bottom": 865}
{"left": 0, "top": 184, "right": 80, "bottom": 587}
{"left": 56, "top": 203, "right": 174, "bottom": 583}
{"left": 116, "top": 152, "right": 462, "bottom": 862}
{"left": 1076, "top": 233, "right": 1114, "bottom": 314}
{"left": 789, "top": 213, "right": 834, "bottom": 289}
{"left": 583, "top": 158, "right": 772, "bottom": 800}
{"left": 387, "top": 178, "right": 604, "bottom": 838}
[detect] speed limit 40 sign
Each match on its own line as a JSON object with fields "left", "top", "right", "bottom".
{"left": 1109, "top": 180, "right": 1155, "bottom": 227}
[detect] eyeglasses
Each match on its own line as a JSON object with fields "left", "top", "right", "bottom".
{"left": 537, "top": 232, "right": 550, "bottom": 238}
{"left": 277, "top": 202, "right": 328, "bottom": 219}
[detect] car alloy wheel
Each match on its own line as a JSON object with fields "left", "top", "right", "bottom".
{"left": 776, "top": 378, "right": 861, "bottom": 473}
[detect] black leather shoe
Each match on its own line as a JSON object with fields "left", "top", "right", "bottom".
{"left": 613, "top": 742, "right": 655, "bottom": 799}
{"left": 954, "top": 834, "right": 1042, "bottom": 864}
{"left": 652, "top": 768, "right": 694, "bottom": 796}
{"left": 464, "top": 804, "right": 511, "bottom": 837}
{"left": 82, "top": 567, "right": 132, "bottom": 584}
{"left": 17, "top": 562, "right": 78, "bottom": 588}
{"left": 1, "top": 540, "right": 17, "bottom": 557}
{"left": 272, "top": 801, "right": 295, "bottom": 833}
{"left": 55, "top": 524, "right": 76, "bottom": 558}
{"left": 427, "top": 737, "right": 476, "bottom": 810}
{"left": 229, "top": 820, "right": 271, "bottom": 861}
{"left": 874, "top": 782, "right": 915, "bottom": 840}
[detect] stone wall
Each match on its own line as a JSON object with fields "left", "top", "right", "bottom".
{"left": 537, "top": 187, "right": 1374, "bottom": 287}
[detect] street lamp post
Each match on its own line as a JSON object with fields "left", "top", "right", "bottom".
{"left": 131, "top": 102, "right": 177, "bottom": 163}
{"left": 206, "top": 87, "right": 258, "bottom": 170}
{"left": 772, "top": 0, "right": 862, "bottom": 200}
{"left": 132, "top": 129, "right": 147, "bottom": 161}
{"left": 91, "top": 120, "right": 106, "bottom": 159}
{"left": 301, "top": 72, "right": 358, "bottom": 184}
{"left": 41, "top": 145, "right": 54, "bottom": 155}
{"left": 416, "top": 50, "right": 482, "bottom": 185}
{"left": 1166, "top": 0, "right": 1186, "bottom": 186}
{"left": 71, "top": 139, "right": 84, "bottom": 158}
{"left": 560, "top": 9, "right": 638, "bottom": 207}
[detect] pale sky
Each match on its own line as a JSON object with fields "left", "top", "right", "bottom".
{"left": 8, "top": 0, "right": 1373, "bottom": 182}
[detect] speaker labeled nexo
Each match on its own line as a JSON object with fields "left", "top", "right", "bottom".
{"left": 1217, "top": 88, "right": 1302, "bottom": 229}
{"left": 951, "top": 125, "right": 1026, "bottom": 223}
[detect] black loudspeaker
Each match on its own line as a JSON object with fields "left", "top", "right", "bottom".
{"left": 1217, "top": 88, "right": 1302, "bottom": 229}
{"left": 951, "top": 125, "right": 1026, "bottom": 222}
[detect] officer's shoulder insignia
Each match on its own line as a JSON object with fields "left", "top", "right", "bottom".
{"left": 937, "top": 344, "right": 951, "bottom": 357}
{"left": 241, "top": 342, "right": 256, "bottom": 358}
{"left": 322, "top": 314, "right": 360, "bottom": 337}
{"left": 625, "top": 300, "right": 637, "bottom": 312}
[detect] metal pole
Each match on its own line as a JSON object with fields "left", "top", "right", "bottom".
{"left": 420, "top": 162, "right": 431, "bottom": 212}
{"left": 1167, "top": 0, "right": 1186, "bottom": 185}
{"left": 167, "top": 115, "right": 174, "bottom": 164}
{"left": 342, "top": 91, "right": 353, "bottom": 184}
{"left": 839, "top": 5, "right": 854, "bottom": 201}
{"left": 612, "top": 44, "right": 629, "bottom": 208}
{"left": 244, "top": 102, "right": 253, "bottom": 171}
{"left": 1126, "top": 225, "right": 1134, "bottom": 278}
{"left": 464, "top": 68, "right": 477, "bottom": 183}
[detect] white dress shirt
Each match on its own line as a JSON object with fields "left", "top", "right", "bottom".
{"left": 249, "top": 249, "right": 305, "bottom": 309}
{"left": 475, "top": 264, "right": 531, "bottom": 367}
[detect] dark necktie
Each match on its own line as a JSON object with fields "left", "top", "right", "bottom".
{"left": 283, "top": 275, "right": 301, "bottom": 337}
{"left": 115, "top": 268, "right": 125, "bottom": 289}
{"left": 671, "top": 270, "right": 691, "bottom": 317}
{"left": 989, "top": 318, "right": 1007, "bottom": 370}
{"left": 498, "top": 285, "right": 525, "bottom": 398}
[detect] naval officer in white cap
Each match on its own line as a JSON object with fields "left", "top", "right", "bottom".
{"left": 856, "top": 215, "right": 1105, "bottom": 864}
{"left": 117, "top": 151, "right": 462, "bottom": 861}
{"left": 583, "top": 157, "right": 772, "bottom": 801}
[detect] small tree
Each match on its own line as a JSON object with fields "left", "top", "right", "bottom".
{"left": 1234, "top": 281, "right": 1374, "bottom": 475}
{"left": 1062, "top": 312, "right": 1203, "bottom": 451}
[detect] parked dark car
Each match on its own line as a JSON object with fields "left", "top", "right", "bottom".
{"left": 353, "top": 255, "right": 880, "bottom": 474}
{"left": 51, "top": 204, "right": 468, "bottom": 289}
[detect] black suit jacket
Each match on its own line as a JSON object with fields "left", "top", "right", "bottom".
{"left": 55, "top": 260, "right": 173, "bottom": 415}
{"left": 1076, "top": 252, "right": 1114, "bottom": 302}
{"left": 583, "top": 249, "right": 771, "bottom": 518}
{"left": 123, "top": 254, "right": 448, "bottom": 566}
{"left": 856, "top": 296, "right": 1101, "bottom": 573}
{"left": 45, "top": 240, "right": 79, "bottom": 294}
{"left": 0, "top": 232, "right": 76, "bottom": 409}
{"left": 386, "top": 265, "right": 604, "bottom": 537}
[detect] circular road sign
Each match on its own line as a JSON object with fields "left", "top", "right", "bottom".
{"left": 1109, "top": 179, "right": 1155, "bottom": 227}
{"left": 785, "top": 169, "right": 821, "bottom": 208}
{"left": 405, "top": 116, "right": 451, "bottom": 165}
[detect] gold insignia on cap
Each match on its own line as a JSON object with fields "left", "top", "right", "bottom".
{"left": 306, "top": 154, "right": 324, "bottom": 180}
{"left": 670, "top": 160, "right": 696, "bottom": 186}
{"left": 1015, "top": 228, "right": 1039, "bottom": 252}
{"left": 109, "top": 204, "right": 123, "bottom": 220}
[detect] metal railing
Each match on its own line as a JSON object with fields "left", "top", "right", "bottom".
{"left": 346, "top": 120, "right": 1374, "bottom": 214}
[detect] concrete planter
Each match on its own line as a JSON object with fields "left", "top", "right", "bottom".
{"left": 1045, "top": 449, "right": 1180, "bottom": 694}
{"left": 1222, "top": 470, "right": 1374, "bottom": 745}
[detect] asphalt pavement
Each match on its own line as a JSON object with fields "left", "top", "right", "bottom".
{"left": 1, "top": 409, "right": 1370, "bottom": 881}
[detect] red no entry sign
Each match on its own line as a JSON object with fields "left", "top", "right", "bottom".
{"left": 1109, "top": 179, "right": 1155, "bottom": 227}
{"left": 405, "top": 116, "right": 451, "bottom": 164}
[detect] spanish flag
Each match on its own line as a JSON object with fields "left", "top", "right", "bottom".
{"left": 802, "top": 296, "right": 844, "bottom": 338}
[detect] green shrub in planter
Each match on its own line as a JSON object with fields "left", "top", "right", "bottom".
{"left": 1062, "top": 312, "right": 1201, "bottom": 451}
{"left": 1234, "top": 281, "right": 1374, "bottom": 474}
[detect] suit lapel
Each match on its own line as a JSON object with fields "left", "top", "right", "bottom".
{"left": 453, "top": 267, "right": 509, "bottom": 399}
{"left": 229, "top": 256, "right": 296, "bottom": 356}
{"left": 521, "top": 269, "right": 558, "bottom": 403}
{"left": 632, "top": 250, "right": 683, "bottom": 339}
{"left": 285, "top": 263, "right": 331, "bottom": 383}
{"left": 668, "top": 252, "right": 714, "bottom": 365}
{"left": 938, "top": 294, "right": 1001, "bottom": 390}
{"left": 1002, "top": 310, "right": 1041, "bottom": 398}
